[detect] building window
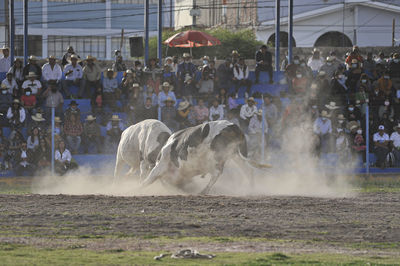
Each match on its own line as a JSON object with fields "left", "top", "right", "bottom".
{"left": 15, "top": 35, "right": 42, "bottom": 57}
{"left": 111, "top": 37, "right": 131, "bottom": 59}
{"left": 48, "top": 36, "right": 107, "bottom": 59}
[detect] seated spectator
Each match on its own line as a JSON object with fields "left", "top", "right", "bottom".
{"left": 112, "top": 54, "right": 127, "bottom": 72}
{"left": 161, "top": 97, "right": 178, "bottom": 132}
{"left": 363, "top": 52, "right": 377, "bottom": 78}
{"left": 26, "top": 127, "right": 40, "bottom": 152}
{"left": 335, "top": 128, "right": 350, "bottom": 164}
{"left": 209, "top": 98, "right": 224, "bottom": 121}
{"left": 43, "top": 80, "right": 64, "bottom": 121}
{"left": 83, "top": 115, "right": 101, "bottom": 154}
{"left": 307, "top": 49, "right": 324, "bottom": 72}
{"left": 239, "top": 97, "right": 257, "bottom": 130}
{"left": 45, "top": 116, "right": 63, "bottom": 148}
{"left": 313, "top": 110, "right": 332, "bottom": 154}
{"left": 90, "top": 87, "right": 104, "bottom": 121}
{"left": 370, "top": 85, "right": 385, "bottom": 115}
{"left": 227, "top": 109, "right": 240, "bottom": 127}
{"left": 7, "top": 99, "right": 26, "bottom": 129}
{"left": 193, "top": 98, "right": 209, "bottom": 124}
{"left": 144, "top": 58, "right": 162, "bottom": 95}
{"left": 55, "top": 140, "right": 78, "bottom": 175}
{"left": 182, "top": 74, "right": 196, "bottom": 103}
{"left": 82, "top": 55, "right": 102, "bottom": 98}
{"left": 292, "top": 69, "right": 308, "bottom": 94}
{"left": 64, "top": 100, "right": 81, "bottom": 122}
{"left": 373, "top": 125, "right": 390, "bottom": 168}
{"left": 137, "top": 97, "right": 157, "bottom": 122}
{"left": 14, "top": 141, "right": 36, "bottom": 176}
{"left": 8, "top": 129, "right": 24, "bottom": 168}
{"left": 62, "top": 54, "right": 84, "bottom": 98}
{"left": 106, "top": 115, "right": 124, "bottom": 151}
{"left": 0, "top": 84, "right": 12, "bottom": 125}
{"left": 177, "top": 101, "right": 193, "bottom": 129}
{"left": 352, "top": 127, "right": 366, "bottom": 163}
{"left": 378, "top": 98, "right": 394, "bottom": 121}
{"left": 63, "top": 113, "right": 83, "bottom": 154}
{"left": 231, "top": 50, "right": 240, "bottom": 66}
{"left": 1, "top": 72, "right": 18, "bottom": 95}
{"left": 228, "top": 93, "right": 239, "bottom": 110}
{"left": 233, "top": 58, "right": 251, "bottom": 98}
{"left": 164, "top": 56, "right": 177, "bottom": 74}
{"left": 158, "top": 82, "right": 176, "bottom": 108}
{"left": 216, "top": 87, "right": 228, "bottom": 106}
{"left": 34, "top": 138, "right": 51, "bottom": 169}
{"left": 22, "top": 72, "right": 42, "bottom": 96}
{"left": 376, "top": 71, "right": 393, "bottom": 98}
{"left": 319, "top": 56, "right": 337, "bottom": 78}
{"left": 345, "top": 103, "right": 362, "bottom": 122}
{"left": 30, "top": 112, "right": 46, "bottom": 136}
{"left": 216, "top": 58, "right": 233, "bottom": 91}
{"left": 162, "top": 64, "right": 176, "bottom": 88}
{"left": 247, "top": 109, "right": 268, "bottom": 158}
{"left": 8, "top": 58, "right": 24, "bottom": 88}
{"left": 198, "top": 63, "right": 214, "bottom": 98}
{"left": 102, "top": 69, "right": 120, "bottom": 111}
{"left": 356, "top": 73, "right": 372, "bottom": 92}
{"left": 390, "top": 123, "right": 400, "bottom": 167}
{"left": 21, "top": 88, "right": 37, "bottom": 117}
{"left": 41, "top": 55, "right": 62, "bottom": 90}
{"left": 22, "top": 55, "right": 42, "bottom": 80}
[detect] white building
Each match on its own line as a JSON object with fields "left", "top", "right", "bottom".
{"left": 257, "top": 0, "right": 400, "bottom": 47}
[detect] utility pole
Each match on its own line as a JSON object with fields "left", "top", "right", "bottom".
{"left": 393, "top": 19, "right": 396, "bottom": 47}
{"left": 23, "top": 0, "right": 28, "bottom": 65}
{"left": 275, "top": 0, "right": 280, "bottom": 72}
{"left": 288, "top": 0, "right": 293, "bottom": 64}
{"left": 144, "top": 0, "right": 149, "bottom": 65}
{"left": 158, "top": 0, "right": 162, "bottom": 66}
{"left": 9, "top": 0, "right": 14, "bottom": 64}
{"left": 170, "top": 0, "right": 173, "bottom": 28}
{"left": 193, "top": 0, "right": 196, "bottom": 27}
{"left": 236, "top": 0, "right": 240, "bottom": 28}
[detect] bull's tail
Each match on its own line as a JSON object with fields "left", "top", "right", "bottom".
{"left": 237, "top": 148, "right": 272, "bottom": 169}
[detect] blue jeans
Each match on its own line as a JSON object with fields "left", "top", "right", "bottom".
{"left": 66, "top": 135, "right": 81, "bottom": 153}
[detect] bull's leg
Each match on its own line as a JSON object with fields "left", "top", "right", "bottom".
{"left": 200, "top": 170, "right": 222, "bottom": 195}
{"left": 113, "top": 152, "right": 125, "bottom": 183}
{"left": 139, "top": 160, "right": 151, "bottom": 183}
{"left": 141, "top": 160, "right": 169, "bottom": 187}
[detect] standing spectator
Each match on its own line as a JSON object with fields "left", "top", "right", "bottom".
{"left": 61, "top": 46, "right": 80, "bottom": 67}
{"left": 376, "top": 71, "right": 393, "bottom": 98}
{"left": 373, "top": 125, "right": 390, "bottom": 168}
{"left": 345, "top": 46, "right": 364, "bottom": 67}
{"left": 83, "top": 115, "right": 101, "bottom": 154}
{"left": 26, "top": 127, "right": 40, "bottom": 151}
{"left": 346, "top": 59, "right": 363, "bottom": 94}
{"left": 41, "top": 55, "right": 62, "bottom": 90}
{"left": 217, "top": 58, "right": 233, "bottom": 90}
{"left": 285, "top": 55, "right": 300, "bottom": 82}
{"left": 134, "top": 60, "right": 144, "bottom": 86}
{"left": 14, "top": 141, "right": 36, "bottom": 176}
{"left": 112, "top": 55, "right": 127, "bottom": 72}
{"left": 55, "top": 140, "right": 78, "bottom": 175}
{"left": 7, "top": 99, "right": 26, "bottom": 129}
{"left": 63, "top": 113, "right": 83, "bottom": 154}
{"left": 158, "top": 82, "right": 176, "bottom": 108}
{"left": 1, "top": 72, "right": 18, "bottom": 95}
{"left": 43, "top": 80, "right": 64, "bottom": 120}
{"left": 90, "top": 87, "right": 104, "bottom": 120}
{"left": 161, "top": 97, "right": 178, "bottom": 132}
{"left": 363, "top": 52, "right": 377, "bottom": 78}
{"left": 352, "top": 127, "right": 366, "bottom": 163}
{"left": 64, "top": 100, "right": 81, "bottom": 122}
{"left": 8, "top": 58, "right": 24, "bottom": 87}
{"left": 209, "top": 98, "right": 224, "bottom": 121}
{"left": 181, "top": 74, "right": 196, "bottom": 103}
{"left": 335, "top": 128, "right": 350, "bottom": 163}
{"left": 82, "top": 55, "right": 102, "bottom": 98}
{"left": 319, "top": 56, "right": 337, "bottom": 78}
{"left": 62, "top": 54, "right": 84, "bottom": 98}
{"left": 137, "top": 97, "right": 157, "bottom": 122}
{"left": 0, "top": 85, "right": 12, "bottom": 125}
{"left": 22, "top": 56, "right": 42, "bottom": 80}
{"left": 198, "top": 64, "right": 214, "bottom": 98}
{"left": 240, "top": 97, "right": 258, "bottom": 130}
{"left": 233, "top": 58, "right": 251, "bottom": 98}
{"left": 162, "top": 64, "right": 176, "bottom": 88}
{"left": 177, "top": 53, "right": 197, "bottom": 97}
{"left": 143, "top": 58, "right": 162, "bottom": 94}
{"left": 307, "top": 49, "right": 324, "bottom": 72}
{"left": 231, "top": 50, "right": 240, "bottom": 66}
{"left": 248, "top": 109, "right": 268, "bottom": 158}
{"left": 313, "top": 110, "right": 332, "bottom": 154}
{"left": 390, "top": 123, "right": 400, "bottom": 167}
{"left": 388, "top": 53, "right": 400, "bottom": 91}
{"left": 263, "top": 94, "right": 278, "bottom": 129}
{"left": 22, "top": 72, "right": 42, "bottom": 96}
{"left": 121, "top": 70, "right": 136, "bottom": 98}
{"left": 193, "top": 98, "right": 209, "bottom": 124}
{"left": 106, "top": 115, "right": 124, "bottom": 151}
{"left": 255, "top": 45, "right": 273, "bottom": 84}
{"left": 102, "top": 69, "right": 120, "bottom": 111}
{"left": 292, "top": 69, "right": 308, "bottom": 94}
{"left": 0, "top": 46, "right": 11, "bottom": 72}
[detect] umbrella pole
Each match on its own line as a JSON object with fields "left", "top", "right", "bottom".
{"left": 166, "top": 46, "right": 169, "bottom": 57}
{"left": 190, "top": 47, "right": 192, "bottom": 57}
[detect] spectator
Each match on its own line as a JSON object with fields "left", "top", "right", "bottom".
{"left": 389, "top": 53, "right": 400, "bottom": 91}
{"left": 356, "top": 73, "right": 372, "bottom": 92}
{"left": 0, "top": 46, "right": 11, "bottom": 72}
{"left": 216, "top": 87, "right": 228, "bottom": 106}
{"left": 335, "top": 128, "right": 350, "bottom": 163}
{"left": 1, "top": 72, "right": 18, "bottom": 95}
{"left": 227, "top": 109, "right": 240, "bottom": 127}
{"left": 390, "top": 123, "right": 400, "bottom": 167}
{"left": 182, "top": 74, "right": 196, "bottom": 103}
{"left": 22, "top": 55, "right": 42, "bottom": 80}
{"left": 43, "top": 80, "right": 64, "bottom": 120}
{"left": 177, "top": 53, "right": 197, "bottom": 97}
{"left": 162, "top": 64, "right": 176, "bottom": 88}
{"left": 248, "top": 109, "right": 268, "bottom": 159}
{"left": 240, "top": 97, "right": 257, "bottom": 130}
{"left": 62, "top": 54, "right": 84, "bottom": 98}
{"left": 193, "top": 98, "right": 209, "bottom": 124}
{"left": 285, "top": 55, "right": 300, "bottom": 82}
{"left": 161, "top": 97, "right": 178, "bottom": 132}
{"left": 307, "top": 49, "right": 324, "bottom": 72}
{"left": 91, "top": 87, "right": 104, "bottom": 120}
{"left": 330, "top": 70, "right": 348, "bottom": 105}
{"left": 231, "top": 50, "right": 240, "bottom": 66}
{"left": 370, "top": 85, "right": 385, "bottom": 115}
{"left": 125, "top": 84, "right": 143, "bottom": 124}
{"left": 373, "top": 125, "right": 390, "bottom": 168}
{"left": 61, "top": 46, "right": 80, "bottom": 67}
{"left": 363, "top": 52, "right": 377, "bottom": 78}
{"left": 319, "top": 56, "right": 337, "bottom": 78}
{"left": 313, "top": 110, "right": 332, "bottom": 154}
{"left": 8, "top": 129, "right": 24, "bottom": 167}
{"left": 217, "top": 58, "right": 233, "bottom": 90}
{"left": 83, "top": 115, "right": 101, "bottom": 154}
{"left": 20, "top": 87, "right": 37, "bottom": 117}
{"left": 106, "top": 115, "right": 124, "bottom": 151}
{"left": 112, "top": 55, "right": 127, "bottom": 72}
{"left": 41, "top": 55, "right": 62, "bottom": 90}
{"left": 158, "top": 82, "right": 176, "bottom": 108}
{"left": 233, "top": 58, "right": 251, "bottom": 98}
{"left": 164, "top": 56, "right": 177, "bottom": 74}
{"left": 63, "top": 113, "right": 83, "bottom": 154}
{"left": 264, "top": 94, "right": 278, "bottom": 127}
{"left": 55, "top": 140, "right": 78, "bottom": 175}
{"left": 378, "top": 98, "right": 394, "bottom": 121}
{"left": 198, "top": 64, "right": 214, "bottom": 98}
{"left": 325, "top": 101, "right": 340, "bottom": 122}
{"left": 64, "top": 100, "right": 81, "bottom": 122}
{"left": 7, "top": 99, "right": 26, "bottom": 129}
{"left": 352, "top": 127, "right": 366, "bottom": 163}
{"left": 134, "top": 60, "right": 144, "bottom": 86}
{"left": 228, "top": 93, "right": 239, "bottom": 110}
{"left": 121, "top": 70, "right": 136, "bottom": 98}
{"left": 292, "top": 69, "right": 308, "bottom": 94}
{"left": 346, "top": 59, "right": 363, "bottom": 93}
{"left": 345, "top": 46, "right": 364, "bottom": 67}
{"left": 14, "top": 141, "right": 36, "bottom": 176}
{"left": 34, "top": 138, "right": 51, "bottom": 169}
{"left": 177, "top": 100, "right": 193, "bottom": 129}
{"left": 102, "top": 68, "right": 120, "bottom": 111}
{"left": 30, "top": 112, "right": 46, "bottom": 135}
{"left": 376, "top": 71, "right": 393, "bottom": 98}
{"left": 8, "top": 58, "right": 24, "bottom": 87}
{"left": 0, "top": 85, "right": 12, "bottom": 125}
{"left": 137, "top": 97, "right": 157, "bottom": 122}
{"left": 82, "top": 55, "right": 102, "bottom": 98}
{"left": 22, "top": 72, "right": 42, "bottom": 96}
{"left": 144, "top": 58, "right": 162, "bottom": 94}
{"left": 255, "top": 45, "right": 273, "bottom": 84}
{"left": 27, "top": 127, "right": 40, "bottom": 151}
{"left": 209, "top": 98, "right": 224, "bottom": 121}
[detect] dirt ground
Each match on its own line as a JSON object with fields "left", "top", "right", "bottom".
{"left": 0, "top": 192, "right": 399, "bottom": 256}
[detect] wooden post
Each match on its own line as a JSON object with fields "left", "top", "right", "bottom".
{"left": 393, "top": 19, "right": 395, "bottom": 47}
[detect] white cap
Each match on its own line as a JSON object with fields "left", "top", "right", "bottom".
{"left": 378, "top": 125, "right": 385, "bottom": 130}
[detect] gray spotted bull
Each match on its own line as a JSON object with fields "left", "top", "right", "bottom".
{"left": 141, "top": 120, "right": 270, "bottom": 194}
{"left": 114, "top": 119, "right": 171, "bottom": 181}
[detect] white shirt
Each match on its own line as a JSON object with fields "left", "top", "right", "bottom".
{"left": 0, "top": 56, "right": 11, "bottom": 72}
{"left": 55, "top": 149, "right": 72, "bottom": 163}
{"left": 27, "top": 136, "right": 39, "bottom": 150}
{"left": 390, "top": 132, "right": 400, "bottom": 148}
{"left": 240, "top": 104, "right": 258, "bottom": 120}
{"left": 42, "top": 63, "right": 62, "bottom": 81}
{"left": 373, "top": 132, "right": 389, "bottom": 143}
{"left": 22, "top": 79, "right": 42, "bottom": 95}
{"left": 64, "top": 63, "right": 83, "bottom": 80}
{"left": 209, "top": 105, "right": 224, "bottom": 121}
{"left": 248, "top": 115, "right": 268, "bottom": 134}
{"left": 7, "top": 107, "right": 26, "bottom": 123}
{"left": 307, "top": 57, "right": 324, "bottom": 71}
{"left": 1, "top": 78, "right": 18, "bottom": 94}
{"left": 233, "top": 64, "right": 249, "bottom": 80}
{"left": 313, "top": 117, "right": 332, "bottom": 135}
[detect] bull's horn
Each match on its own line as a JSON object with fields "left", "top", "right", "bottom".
{"left": 237, "top": 148, "right": 272, "bottom": 169}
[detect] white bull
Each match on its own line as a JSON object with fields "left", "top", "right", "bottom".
{"left": 114, "top": 119, "right": 171, "bottom": 181}
{"left": 141, "top": 120, "right": 270, "bottom": 194}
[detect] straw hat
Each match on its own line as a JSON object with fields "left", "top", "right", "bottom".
{"left": 247, "top": 97, "right": 256, "bottom": 103}
{"left": 165, "top": 56, "right": 173, "bottom": 62}
{"left": 347, "top": 121, "right": 359, "bottom": 131}
{"left": 178, "top": 101, "right": 190, "bottom": 111}
{"left": 164, "top": 97, "right": 175, "bottom": 104}
{"left": 325, "top": 101, "right": 339, "bottom": 110}
{"left": 85, "top": 114, "right": 96, "bottom": 121}
{"left": 202, "top": 55, "right": 210, "bottom": 61}
{"left": 110, "top": 114, "right": 121, "bottom": 121}
{"left": 28, "top": 55, "right": 37, "bottom": 61}
{"left": 47, "top": 55, "right": 57, "bottom": 61}
{"left": 31, "top": 113, "right": 46, "bottom": 122}
{"left": 321, "top": 110, "right": 330, "bottom": 118}
{"left": 256, "top": 109, "right": 263, "bottom": 116}
{"left": 12, "top": 99, "right": 20, "bottom": 104}
{"left": 25, "top": 72, "right": 37, "bottom": 79}
{"left": 54, "top": 116, "right": 62, "bottom": 123}
{"left": 231, "top": 50, "right": 240, "bottom": 56}
{"left": 182, "top": 53, "right": 191, "bottom": 58}
{"left": 67, "top": 54, "right": 81, "bottom": 63}
{"left": 337, "top": 114, "right": 346, "bottom": 120}
{"left": 85, "top": 55, "right": 97, "bottom": 61}
{"left": 105, "top": 68, "right": 117, "bottom": 78}
{"left": 0, "top": 45, "right": 9, "bottom": 50}
{"left": 162, "top": 82, "right": 171, "bottom": 88}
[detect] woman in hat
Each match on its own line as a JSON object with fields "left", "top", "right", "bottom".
{"left": 7, "top": 99, "right": 26, "bottom": 129}
{"left": 161, "top": 97, "right": 178, "bottom": 132}
{"left": 158, "top": 82, "right": 176, "bottom": 108}
{"left": 176, "top": 100, "right": 193, "bottom": 129}
{"left": 55, "top": 140, "right": 78, "bottom": 175}
{"left": 1, "top": 72, "right": 18, "bottom": 96}
{"left": 8, "top": 58, "right": 24, "bottom": 87}
{"left": 144, "top": 58, "right": 162, "bottom": 95}
{"left": 29, "top": 112, "right": 46, "bottom": 136}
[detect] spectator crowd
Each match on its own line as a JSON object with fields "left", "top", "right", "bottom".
{"left": 0, "top": 43, "right": 400, "bottom": 174}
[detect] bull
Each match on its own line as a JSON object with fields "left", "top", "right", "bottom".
{"left": 114, "top": 119, "right": 171, "bottom": 181}
{"left": 141, "top": 120, "right": 270, "bottom": 194}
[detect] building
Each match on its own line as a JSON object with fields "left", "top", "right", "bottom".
{"left": 0, "top": 0, "right": 173, "bottom": 60}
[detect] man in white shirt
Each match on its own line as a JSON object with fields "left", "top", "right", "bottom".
{"left": 240, "top": 97, "right": 257, "bottom": 131}
{"left": 62, "top": 54, "right": 84, "bottom": 98}
{"left": 233, "top": 58, "right": 252, "bottom": 98}
{"left": 209, "top": 98, "right": 224, "bottom": 121}
{"left": 313, "top": 110, "right": 332, "bottom": 153}
{"left": 42, "top": 55, "right": 62, "bottom": 89}
{"left": 1, "top": 72, "right": 18, "bottom": 94}
{"left": 373, "top": 125, "right": 390, "bottom": 168}
{"left": 247, "top": 109, "right": 268, "bottom": 158}
{"left": 0, "top": 46, "right": 11, "bottom": 72}
{"left": 390, "top": 123, "right": 400, "bottom": 167}
{"left": 22, "top": 72, "right": 42, "bottom": 95}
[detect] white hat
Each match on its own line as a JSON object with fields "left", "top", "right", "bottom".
{"left": 177, "top": 101, "right": 190, "bottom": 111}
{"left": 67, "top": 54, "right": 81, "bottom": 63}
{"left": 325, "top": 101, "right": 339, "bottom": 110}
{"left": 85, "top": 115, "right": 96, "bottom": 121}
{"left": 321, "top": 110, "right": 330, "bottom": 118}
{"left": 378, "top": 125, "right": 385, "bottom": 130}
{"left": 110, "top": 115, "right": 121, "bottom": 121}
{"left": 26, "top": 72, "right": 37, "bottom": 79}
{"left": 31, "top": 113, "right": 45, "bottom": 122}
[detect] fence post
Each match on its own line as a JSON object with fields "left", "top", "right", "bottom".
{"left": 51, "top": 107, "right": 55, "bottom": 175}
{"left": 365, "top": 103, "right": 369, "bottom": 175}
{"left": 261, "top": 99, "right": 265, "bottom": 163}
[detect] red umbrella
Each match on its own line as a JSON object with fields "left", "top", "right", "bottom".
{"left": 164, "top": 30, "right": 221, "bottom": 48}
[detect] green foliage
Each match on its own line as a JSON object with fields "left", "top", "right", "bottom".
{"left": 148, "top": 28, "right": 264, "bottom": 61}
